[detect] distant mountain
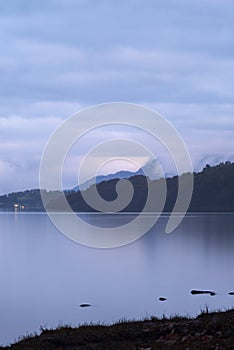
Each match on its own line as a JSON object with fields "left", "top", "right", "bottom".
{"left": 73, "top": 159, "right": 164, "bottom": 191}
{"left": 140, "top": 158, "right": 166, "bottom": 179}
{"left": 50, "top": 161, "right": 234, "bottom": 213}
{"left": 0, "top": 161, "right": 234, "bottom": 212}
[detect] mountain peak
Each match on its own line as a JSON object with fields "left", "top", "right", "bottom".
{"left": 139, "top": 159, "right": 164, "bottom": 180}
{"left": 73, "top": 159, "right": 163, "bottom": 191}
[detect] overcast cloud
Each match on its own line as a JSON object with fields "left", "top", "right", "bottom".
{"left": 0, "top": 0, "right": 233, "bottom": 193}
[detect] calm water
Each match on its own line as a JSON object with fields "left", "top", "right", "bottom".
{"left": 0, "top": 212, "right": 234, "bottom": 345}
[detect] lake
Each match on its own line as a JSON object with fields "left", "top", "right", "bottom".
{"left": 0, "top": 212, "right": 234, "bottom": 345}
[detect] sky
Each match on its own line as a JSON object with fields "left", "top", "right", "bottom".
{"left": 0, "top": 0, "right": 233, "bottom": 194}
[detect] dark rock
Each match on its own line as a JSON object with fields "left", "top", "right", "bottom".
{"left": 80, "top": 303, "right": 91, "bottom": 307}
{"left": 190, "top": 289, "right": 216, "bottom": 296}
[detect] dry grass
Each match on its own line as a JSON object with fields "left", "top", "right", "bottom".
{"left": 1, "top": 309, "right": 234, "bottom": 349}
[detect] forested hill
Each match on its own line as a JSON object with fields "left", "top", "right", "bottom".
{"left": 0, "top": 161, "right": 234, "bottom": 212}
{"left": 188, "top": 162, "right": 234, "bottom": 212}
{"left": 65, "top": 161, "right": 234, "bottom": 213}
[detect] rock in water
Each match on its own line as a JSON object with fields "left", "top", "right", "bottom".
{"left": 80, "top": 303, "right": 91, "bottom": 308}
{"left": 191, "top": 289, "right": 216, "bottom": 296}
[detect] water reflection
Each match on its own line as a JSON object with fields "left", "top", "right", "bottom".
{"left": 0, "top": 213, "right": 233, "bottom": 346}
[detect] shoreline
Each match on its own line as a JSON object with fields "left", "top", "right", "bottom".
{"left": 2, "top": 308, "right": 234, "bottom": 349}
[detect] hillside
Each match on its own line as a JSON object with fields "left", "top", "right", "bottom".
{"left": 0, "top": 162, "right": 234, "bottom": 212}
{"left": 65, "top": 161, "right": 234, "bottom": 212}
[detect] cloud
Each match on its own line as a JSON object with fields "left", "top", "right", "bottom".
{"left": 0, "top": 102, "right": 234, "bottom": 194}
{"left": 0, "top": 0, "right": 233, "bottom": 193}
{"left": 0, "top": 45, "right": 233, "bottom": 109}
{"left": 0, "top": 116, "right": 62, "bottom": 193}
{"left": 0, "top": 0, "right": 233, "bottom": 107}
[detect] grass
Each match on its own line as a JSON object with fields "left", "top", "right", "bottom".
{"left": 1, "top": 308, "right": 234, "bottom": 349}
